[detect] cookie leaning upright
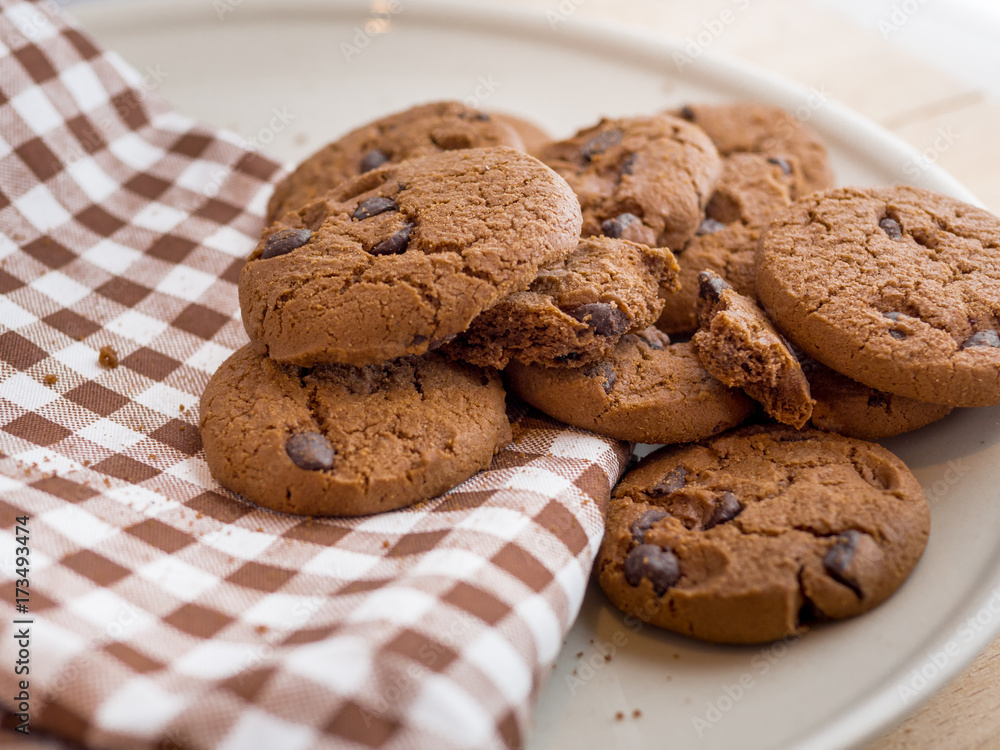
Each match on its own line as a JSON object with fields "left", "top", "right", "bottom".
{"left": 539, "top": 114, "right": 721, "bottom": 250}
{"left": 240, "top": 146, "right": 583, "bottom": 366}
{"left": 757, "top": 186, "right": 1000, "bottom": 407}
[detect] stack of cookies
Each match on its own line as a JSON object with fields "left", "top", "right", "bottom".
{"left": 200, "top": 99, "right": 1000, "bottom": 643}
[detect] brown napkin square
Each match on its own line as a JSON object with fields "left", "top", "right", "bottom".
{"left": 0, "top": 2, "right": 630, "bottom": 748}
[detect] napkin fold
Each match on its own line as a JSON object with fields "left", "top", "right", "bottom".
{"left": 0, "top": 1, "right": 630, "bottom": 748}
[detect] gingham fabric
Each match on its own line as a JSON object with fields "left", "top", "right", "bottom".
{"left": 0, "top": 2, "right": 632, "bottom": 748}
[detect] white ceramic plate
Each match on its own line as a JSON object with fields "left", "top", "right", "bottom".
{"left": 68, "top": 2, "right": 1000, "bottom": 749}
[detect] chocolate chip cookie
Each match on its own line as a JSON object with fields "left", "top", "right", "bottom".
{"left": 757, "top": 186, "right": 1000, "bottom": 407}
{"left": 693, "top": 271, "right": 814, "bottom": 428}
{"left": 676, "top": 101, "right": 835, "bottom": 198}
{"left": 656, "top": 152, "right": 795, "bottom": 335}
{"left": 240, "top": 147, "right": 582, "bottom": 366}
{"left": 442, "top": 236, "right": 679, "bottom": 369}
{"left": 598, "top": 424, "right": 930, "bottom": 643}
{"left": 505, "top": 328, "right": 754, "bottom": 444}
{"left": 491, "top": 111, "right": 552, "bottom": 155}
{"left": 801, "top": 355, "right": 953, "bottom": 440}
{"left": 199, "top": 345, "right": 511, "bottom": 516}
{"left": 539, "top": 114, "right": 721, "bottom": 250}
{"left": 267, "top": 101, "right": 526, "bottom": 221}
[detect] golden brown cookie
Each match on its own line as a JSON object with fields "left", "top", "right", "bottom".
{"left": 442, "top": 236, "right": 679, "bottom": 369}
{"left": 240, "top": 147, "right": 582, "bottom": 366}
{"left": 656, "top": 152, "right": 795, "bottom": 335}
{"left": 757, "top": 185, "right": 1000, "bottom": 407}
{"left": 801, "top": 355, "right": 953, "bottom": 440}
{"left": 266, "top": 101, "right": 525, "bottom": 221}
{"left": 693, "top": 271, "right": 814, "bottom": 428}
{"left": 675, "top": 101, "right": 835, "bottom": 197}
{"left": 199, "top": 346, "right": 511, "bottom": 517}
{"left": 504, "top": 328, "right": 754, "bottom": 444}
{"left": 598, "top": 424, "right": 930, "bottom": 644}
{"left": 539, "top": 114, "right": 721, "bottom": 250}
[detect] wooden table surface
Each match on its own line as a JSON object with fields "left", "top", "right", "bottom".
{"left": 8, "top": 1, "right": 1000, "bottom": 748}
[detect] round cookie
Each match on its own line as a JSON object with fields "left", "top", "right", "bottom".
{"left": 442, "top": 236, "right": 679, "bottom": 369}
{"left": 267, "top": 101, "right": 525, "bottom": 221}
{"left": 598, "top": 424, "right": 930, "bottom": 644}
{"left": 505, "top": 328, "right": 754, "bottom": 444}
{"left": 241, "top": 146, "right": 583, "bottom": 366}
{"left": 801, "top": 355, "right": 953, "bottom": 440}
{"left": 490, "top": 111, "right": 552, "bottom": 155}
{"left": 756, "top": 185, "right": 1000, "bottom": 407}
{"left": 675, "top": 101, "right": 835, "bottom": 197}
{"left": 657, "top": 152, "right": 795, "bottom": 335}
{"left": 199, "top": 345, "right": 511, "bottom": 517}
{"left": 539, "top": 114, "right": 721, "bottom": 250}
{"left": 693, "top": 271, "right": 814, "bottom": 428}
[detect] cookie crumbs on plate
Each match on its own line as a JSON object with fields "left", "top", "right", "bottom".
{"left": 615, "top": 711, "right": 624, "bottom": 721}
{"left": 98, "top": 345, "right": 119, "bottom": 368}
{"left": 575, "top": 651, "right": 583, "bottom": 658}
{"left": 44, "top": 373, "right": 58, "bottom": 385}
{"left": 382, "top": 540, "right": 390, "bottom": 549}
{"left": 632, "top": 709, "right": 642, "bottom": 718}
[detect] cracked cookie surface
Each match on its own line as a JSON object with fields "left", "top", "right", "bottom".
{"left": 442, "top": 236, "right": 679, "bottom": 369}
{"left": 674, "top": 101, "right": 835, "bottom": 198}
{"left": 693, "top": 271, "right": 814, "bottom": 428}
{"left": 266, "top": 101, "right": 526, "bottom": 222}
{"left": 756, "top": 185, "right": 1000, "bottom": 407}
{"left": 597, "top": 424, "right": 930, "bottom": 644}
{"left": 656, "top": 153, "right": 795, "bottom": 335}
{"left": 539, "top": 114, "right": 721, "bottom": 251}
{"left": 240, "top": 146, "right": 582, "bottom": 366}
{"left": 504, "top": 327, "right": 754, "bottom": 444}
{"left": 199, "top": 345, "right": 511, "bottom": 517}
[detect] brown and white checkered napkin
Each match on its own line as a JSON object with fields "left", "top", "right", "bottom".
{"left": 0, "top": 1, "right": 631, "bottom": 748}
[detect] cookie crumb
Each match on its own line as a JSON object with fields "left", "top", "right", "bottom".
{"left": 575, "top": 651, "right": 583, "bottom": 658}
{"left": 632, "top": 709, "right": 642, "bottom": 719}
{"left": 604, "top": 654, "right": 612, "bottom": 662}
{"left": 615, "top": 711, "right": 624, "bottom": 721}
{"left": 179, "top": 404, "right": 186, "bottom": 412}
{"left": 196, "top": 511, "right": 204, "bottom": 520}
{"left": 255, "top": 625, "right": 267, "bottom": 634}
{"left": 44, "top": 373, "right": 58, "bottom": 385}
{"left": 382, "top": 540, "right": 390, "bottom": 549}
{"left": 103, "top": 477, "right": 111, "bottom": 487}
{"left": 98, "top": 345, "right": 119, "bottom": 369}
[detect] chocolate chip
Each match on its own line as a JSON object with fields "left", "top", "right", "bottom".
{"left": 648, "top": 467, "right": 686, "bottom": 497}
{"left": 704, "top": 491, "right": 742, "bottom": 529}
{"left": 678, "top": 105, "right": 696, "bottom": 121}
{"left": 823, "top": 529, "right": 863, "bottom": 598}
{"left": 621, "top": 153, "right": 638, "bottom": 175}
{"left": 883, "top": 312, "right": 907, "bottom": 339}
{"left": 963, "top": 329, "right": 1000, "bottom": 349}
{"left": 581, "top": 128, "right": 622, "bottom": 161}
{"left": 767, "top": 156, "right": 792, "bottom": 175}
{"left": 631, "top": 509, "right": 669, "bottom": 543}
{"left": 696, "top": 218, "right": 726, "bottom": 236}
{"left": 352, "top": 196, "right": 397, "bottom": 220}
{"left": 624, "top": 544, "right": 680, "bottom": 595}
{"left": 698, "top": 271, "right": 731, "bottom": 303}
{"left": 601, "top": 212, "right": 640, "bottom": 239}
{"left": 635, "top": 331, "right": 665, "bottom": 351}
{"left": 360, "top": 148, "right": 389, "bottom": 173}
{"left": 867, "top": 391, "right": 890, "bottom": 409}
{"left": 879, "top": 217, "right": 903, "bottom": 240}
{"left": 261, "top": 228, "right": 312, "bottom": 259}
{"left": 583, "top": 361, "right": 617, "bottom": 394}
{"left": 473, "top": 111, "right": 491, "bottom": 121}
{"left": 566, "top": 302, "right": 630, "bottom": 336}
{"left": 371, "top": 223, "right": 413, "bottom": 255}
{"left": 286, "top": 432, "right": 335, "bottom": 471}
